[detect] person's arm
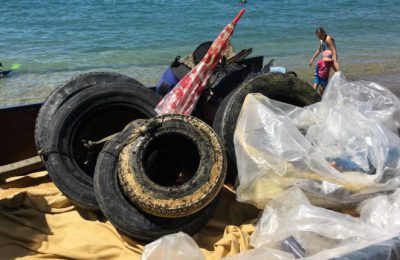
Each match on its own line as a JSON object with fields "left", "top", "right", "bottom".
{"left": 309, "top": 45, "right": 321, "bottom": 66}
{"left": 326, "top": 36, "right": 339, "bottom": 71}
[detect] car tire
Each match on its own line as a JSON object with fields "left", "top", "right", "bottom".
{"left": 35, "top": 72, "right": 147, "bottom": 156}
{"left": 43, "top": 81, "right": 160, "bottom": 208}
{"left": 94, "top": 120, "right": 220, "bottom": 242}
{"left": 117, "top": 115, "right": 226, "bottom": 218}
{"left": 213, "top": 73, "right": 320, "bottom": 183}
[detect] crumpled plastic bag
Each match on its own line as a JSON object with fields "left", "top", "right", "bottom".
{"left": 322, "top": 72, "right": 400, "bottom": 133}
{"left": 142, "top": 188, "right": 400, "bottom": 260}
{"left": 251, "top": 188, "right": 371, "bottom": 254}
{"left": 274, "top": 72, "right": 400, "bottom": 135}
{"left": 249, "top": 188, "right": 400, "bottom": 259}
{"left": 234, "top": 72, "right": 400, "bottom": 209}
{"left": 141, "top": 232, "right": 205, "bottom": 260}
{"left": 222, "top": 248, "right": 295, "bottom": 260}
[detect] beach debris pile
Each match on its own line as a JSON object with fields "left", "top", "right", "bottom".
{"left": 140, "top": 72, "right": 400, "bottom": 259}
{"left": 32, "top": 7, "right": 400, "bottom": 258}
{"left": 35, "top": 8, "right": 260, "bottom": 242}
{"left": 142, "top": 187, "right": 400, "bottom": 259}
{"left": 35, "top": 70, "right": 315, "bottom": 242}
{"left": 234, "top": 72, "right": 400, "bottom": 210}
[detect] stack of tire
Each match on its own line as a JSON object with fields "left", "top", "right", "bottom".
{"left": 95, "top": 115, "right": 226, "bottom": 241}
{"left": 35, "top": 71, "right": 320, "bottom": 242}
{"left": 35, "top": 72, "right": 161, "bottom": 209}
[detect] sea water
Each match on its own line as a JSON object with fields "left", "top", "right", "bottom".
{"left": 1, "top": 0, "right": 399, "bottom": 106}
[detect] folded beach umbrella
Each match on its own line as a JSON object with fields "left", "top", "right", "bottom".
{"left": 155, "top": 8, "right": 246, "bottom": 115}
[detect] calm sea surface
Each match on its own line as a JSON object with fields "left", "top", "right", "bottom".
{"left": 1, "top": 0, "right": 399, "bottom": 105}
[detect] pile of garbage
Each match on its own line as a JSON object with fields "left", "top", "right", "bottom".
{"left": 140, "top": 72, "right": 400, "bottom": 259}
{"left": 34, "top": 9, "right": 322, "bottom": 243}
{"left": 235, "top": 72, "right": 400, "bottom": 210}
{"left": 35, "top": 65, "right": 316, "bottom": 243}
{"left": 31, "top": 9, "right": 400, "bottom": 258}
{"left": 142, "top": 187, "right": 400, "bottom": 259}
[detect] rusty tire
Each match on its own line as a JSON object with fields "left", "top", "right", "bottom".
{"left": 118, "top": 115, "right": 226, "bottom": 218}
{"left": 94, "top": 121, "right": 220, "bottom": 242}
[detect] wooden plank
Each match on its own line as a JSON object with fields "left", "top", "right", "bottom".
{"left": 0, "top": 156, "right": 44, "bottom": 179}
{"left": 0, "top": 103, "right": 42, "bottom": 165}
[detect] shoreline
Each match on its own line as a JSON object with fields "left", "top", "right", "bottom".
{"left": 0, "top": 67, "right": 399, "bottom": 107}
{"left": 296, "top": 68, "right": 400, "bottom": 98}
{"left": 350, "top": 73, "right": 400, "bottom": 97}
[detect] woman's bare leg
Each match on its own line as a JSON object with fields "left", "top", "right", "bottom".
{"left": 333, "top": 61, "right": 340, "bottom": 71}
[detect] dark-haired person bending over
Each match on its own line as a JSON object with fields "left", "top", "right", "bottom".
{"left": 309, "top": 27, "right": 339, "bottom": 71}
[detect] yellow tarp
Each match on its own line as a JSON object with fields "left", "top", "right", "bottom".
{"left": 0, "top": 171, "right": 260, "bottom": 260}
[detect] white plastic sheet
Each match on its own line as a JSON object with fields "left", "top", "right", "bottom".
{"left": 222, "top": 248, "right": 295, "bottom": 260}
{"left": 141, "top": 232, "right": 205, "bottom": 260}
{"left": 251, "top": 188, "right": 370, "bottom": 254}
{"left": 249, "top": 188, "right": 400, "bottom": 259}
{"left": 142, "top": 73, "right": 400, "bottom": 260}
{"left": 140, "top": 189, "right": 400, "bottom": 260}
{"left": 234, "top": 72, "right": 400, "bottom": 209}
{"left": 323, "top": 73, "right": 400, "bottom": 133}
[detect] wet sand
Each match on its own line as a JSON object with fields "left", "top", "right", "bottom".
{"left": 0, "top": 68, "right": 399, "bottom": 108}
{"left": 351, "top": 73, "right": 400, "bottom": 97}
{"left": 301, "top": 71, "right": 400, "bottom": 98}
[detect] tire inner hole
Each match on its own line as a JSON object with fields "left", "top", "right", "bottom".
{"left": 143, "top": 132, "right": 200, "bottom": 187}
{"left": 72, "top": 105, "right": 147, "bottom": 178}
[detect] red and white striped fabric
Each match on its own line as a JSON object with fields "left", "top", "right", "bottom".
{"left": 155, "top": 9, "right": 245, "bottom": 115}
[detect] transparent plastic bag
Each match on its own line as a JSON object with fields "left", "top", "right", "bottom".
{"left": 357, "top": 188, "right": 400, "bottom": 231}
{"left": 323, "top": 72, "right": 400, "bottom": 133}
{"left": 222, "top": 248, "right": 296, "bottom": 260}
{"left": 250, "top": 188, "right": 371, "bottom": 255}
{"left": 141, "top": 232, "right": 205, "bottom": 260}
{"left": 323, "top": 236, "right": 400, "bottom": 260}
{"left": 249, "top": 188, "right": 400, "bottom": 259}
{"left": 234, "top": 75, "right": 400, "bottom": 209}
{"left": 140, "top": 190, "right": 400, "bottom": 260}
